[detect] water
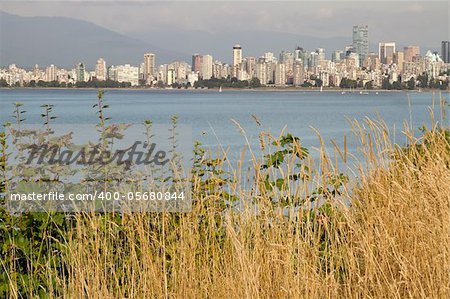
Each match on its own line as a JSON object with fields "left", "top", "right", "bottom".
{"left": 0, "top": 89, "right": 448, "bottom": 165}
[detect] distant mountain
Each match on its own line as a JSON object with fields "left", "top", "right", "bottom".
{"left": 128, "top": 30, "right": 380, "bottom": 62}
{"left": 0, "top": 11, "right": 189, "bottom": 69}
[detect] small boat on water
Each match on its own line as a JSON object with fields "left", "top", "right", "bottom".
{"left": 219, "top": 86, "right": 222, "bottom": 93}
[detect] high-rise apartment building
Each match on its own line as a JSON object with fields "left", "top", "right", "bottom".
{"left": 275, "top": 63, "right": 286, "bottom": 86}
{"left": 316, "top": 48, "right": 326, "bottom": 62}
{"left": 404, "top": 46, "right": 420, "bottom": 62}
{"left": 256, "top": 62, "right": 269, "bottom": 85}
{"left": 293, "top": 61, "right": 304, "bottom": 86}
{"left": 95, "top": 58, "right": 107, "bottom": 81}
{"left": 279, "top": 51, "right": 294, "bottom": 73}
{"left": 393, "top": 51, "right": 404, "bottom": 72}
{"left": 379, "top": 42, "right": 396, "bottom": 64}
{"left": 76, "top": 63, "right": 85, "bottom": 82}
{"left": 108, "top": 66, "right": 117, "bottom": 81}
{"left": 364, "top": 52, "right": 381, "bottom": 71}
{"left": 192, "top": 54, "right": 203, "bottom": 73}
{"left": 442, "top": 41, "right": 450, "bottom": 63}
{"left": 264, "top": 52, "right": 275, "bottom": 63}
{"left": 308, "top": 52, "right": 319, "bottom": 68}
{"left": 332, "top": 50, "right": 344, "bottom": 62}
{"left": 245, "top": 57, "right": 257, "bottom": 77}
{"left": 167, "top": 69, "right": 175, "bottom": 86}
{"left": 294, "top": 47, "right": 306, "bottom": 61}
{"left": 201, "top": 54, "right": 213, "bottom": 79}
{"left": 116, "top": 64, "right": 139, "bottom": 86}
{"left": 352, "top": 25, "right": 369, "bottom": 66}
{"left": 233, "top": 44, "right": 242, "bottom": 67}
{"left": 45, "top": 64, "right": 57, "bottom": 82}
{"left": 143, "top": 53, "right": 156, "bottom": 82}
{"left": 348, "top": 52, "right": 360, "bottom": 68}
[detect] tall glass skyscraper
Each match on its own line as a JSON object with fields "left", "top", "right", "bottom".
{"left": 442, "top": 41, "right": 450, "bottom": 63}
{"left": 352, "top": 25, "right": 369, "bottom": 66}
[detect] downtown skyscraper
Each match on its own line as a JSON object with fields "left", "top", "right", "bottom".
{"left": 233, "top": 44, "right": 243, "bottom": 67}
{"left": 143, "top": 53, "right": 156, "bottom": 83}
{"left": 352, "top": 25, "right": 369, "bottom": 66}
{"left": 442, "top": 41, "right": 450, "bottom": 63}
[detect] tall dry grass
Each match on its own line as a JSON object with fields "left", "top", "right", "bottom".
{"left": 58, "top": 118, "right": 449, "bottom": 298}
{"left": 2, "top": 106, "right": 450, "bottom": 298}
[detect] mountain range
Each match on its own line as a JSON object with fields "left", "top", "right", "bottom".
{"left": 0, "top": 11, "right": 187, "bottom": 68}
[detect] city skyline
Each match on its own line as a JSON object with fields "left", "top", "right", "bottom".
{"left": 2, "top": 35, "right": 448, "bottom": 90}
{"left": 1, "top": 1, "right": 448, "bottom": 89}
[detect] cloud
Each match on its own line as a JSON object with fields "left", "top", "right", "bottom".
{"left": 316, "top": 7, "right": 334, "bottom": 18}
{"left": 408, "top": 3, "right": 424, "bottom": 13}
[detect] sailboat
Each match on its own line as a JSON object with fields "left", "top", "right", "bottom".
{"left": 320, "top": 85, "right": 323, "bottom": 92}
{"left": 219, "top": 86, "right": 222, "bottom": 93}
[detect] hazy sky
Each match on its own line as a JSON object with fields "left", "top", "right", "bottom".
{"left": 0, "top": 0, "right": 449, "bottom": 48}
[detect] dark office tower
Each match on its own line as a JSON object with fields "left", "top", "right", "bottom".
{"left": 192, "top": 54, "right": 203, "bottom": 73}
{"left": 442, "top": 41, "right": 450, "bottom": 63}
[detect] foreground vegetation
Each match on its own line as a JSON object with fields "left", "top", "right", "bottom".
{"left": 0, "top": 92, "right": 449, "bottom": 298}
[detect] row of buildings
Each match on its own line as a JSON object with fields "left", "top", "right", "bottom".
{"left": 1, "top": 26, "right": 449, "bottom": 88}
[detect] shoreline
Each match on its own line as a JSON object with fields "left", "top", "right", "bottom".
{"left": 0, "top": 87, "right": 448, "bottom": 93}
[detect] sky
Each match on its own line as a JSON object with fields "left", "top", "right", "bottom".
{"left": 0, "top": 0, "right": 448, "bottom": 49}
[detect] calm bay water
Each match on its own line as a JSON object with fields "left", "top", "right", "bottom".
{"left": 0, "top": 89, "right": 448, "bottom": 165}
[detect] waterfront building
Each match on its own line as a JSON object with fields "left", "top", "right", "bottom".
{"left": 167, "top": 69, "right": 175, "bottom": 85}
{"left": 45, "top": 64, "right": 58, "bottom": 82}
{"left": 187, "top": 72, "right": 199, "bottom": 86}
{"left": 256, "top": 62, "right": 269, "bottom": 85}
{"left": 95, "top": 58, "right": 107, "bottom": 81}
{"left": 424, "top": 51, "right": 444, "bottom": 78}
{"left": 192, "top": 54, "right": 203, "bottom": 73}
{"left": 108, "top": 66, "right": 117, "bottom": 81}
{"left": 116, "top": 64, "right": 139, "bottom": 86}
{"left": 275, "top": 63, "right": 286, "bottom": 86}
{"left": 76, "top": 63, "right": 86, "bottom": 82}
{"left": 201, "top": 54, "right": 213, "bottom": 79}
